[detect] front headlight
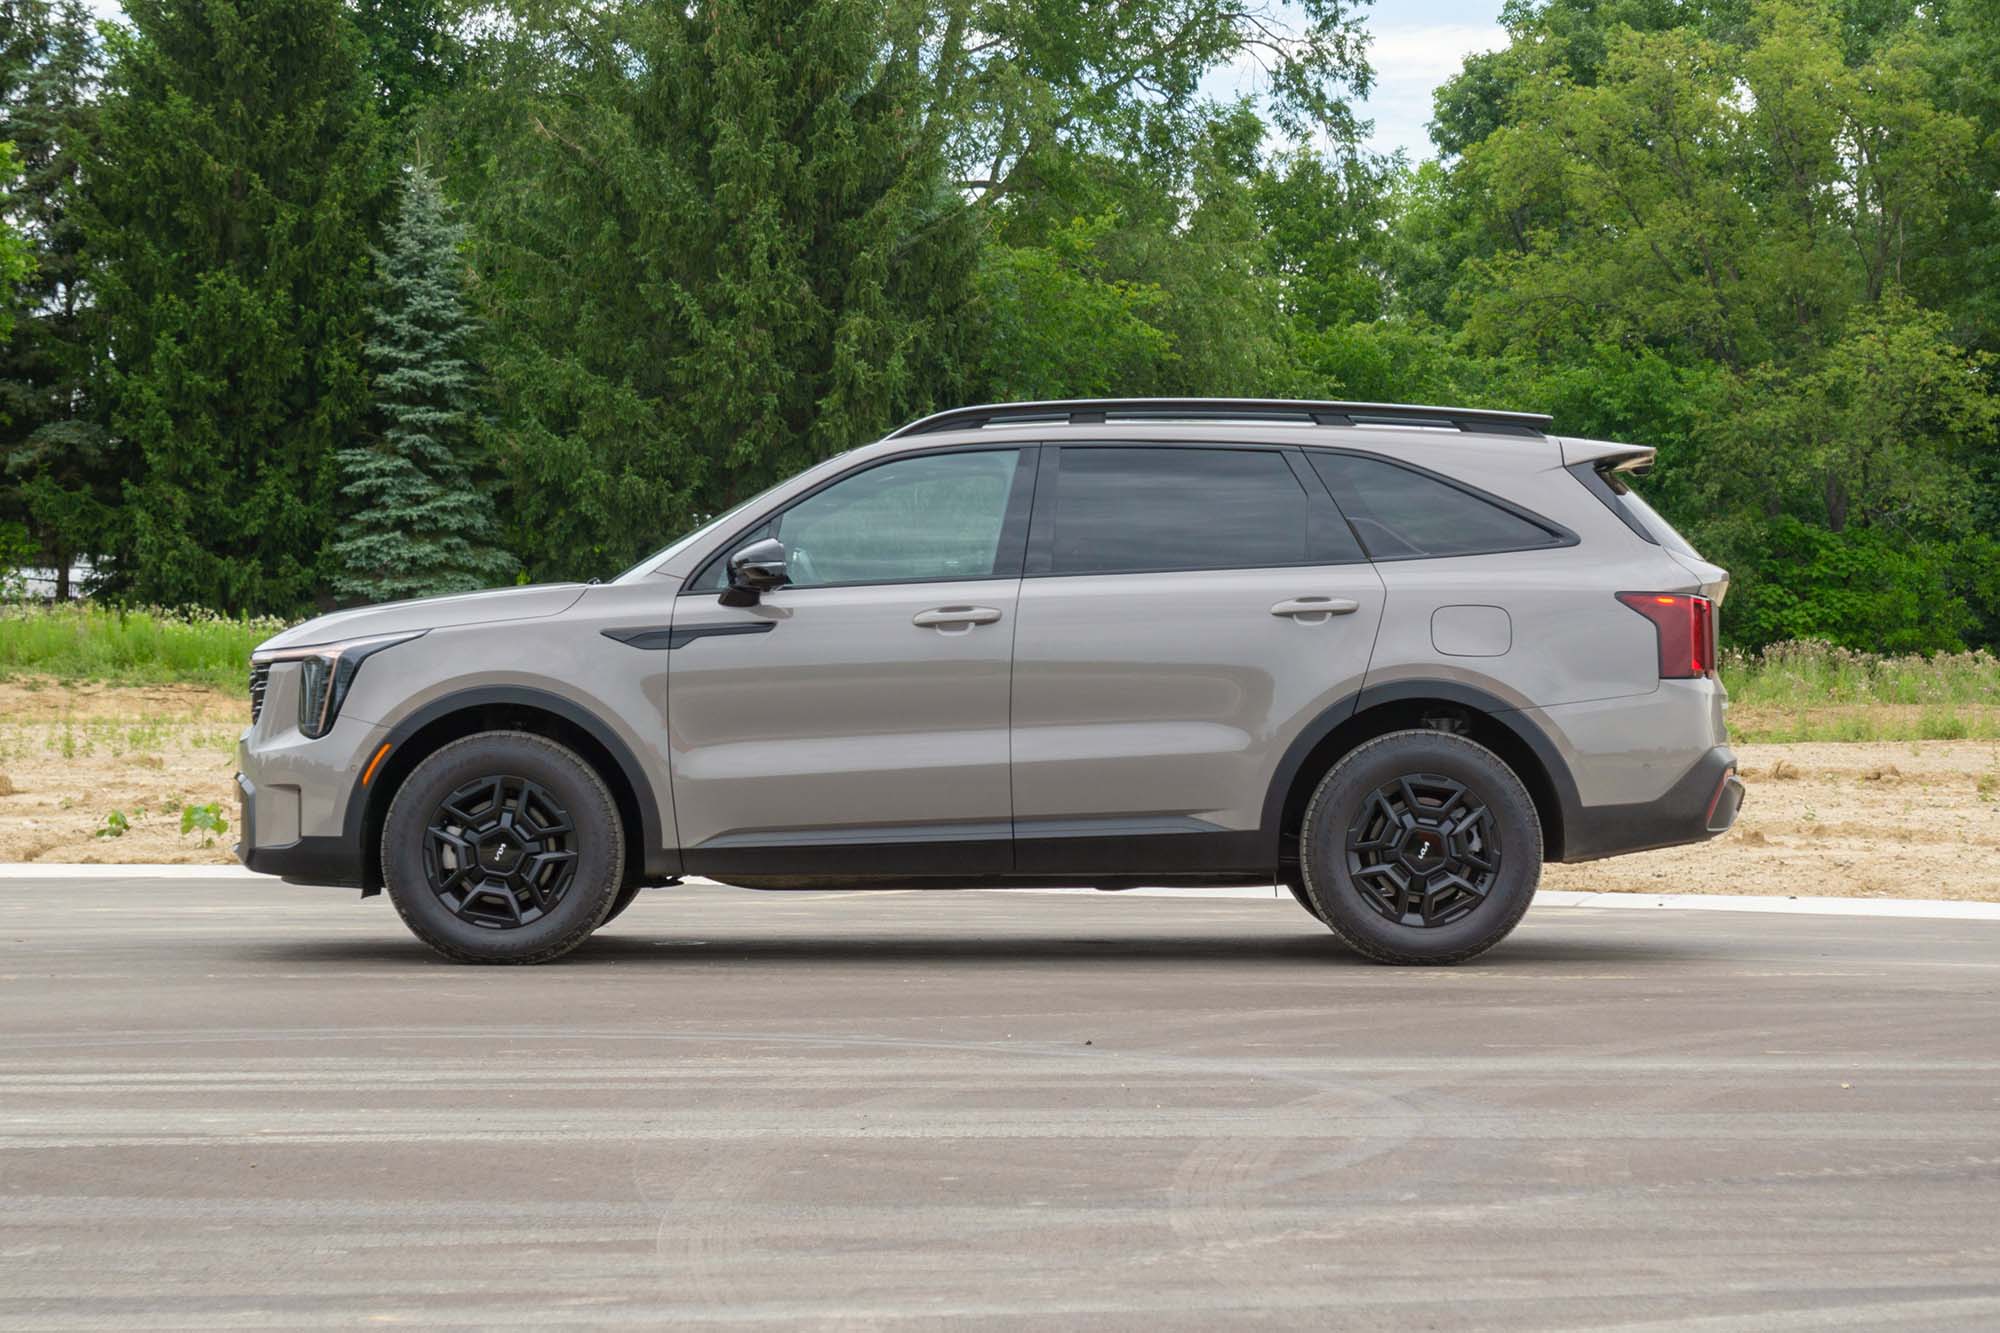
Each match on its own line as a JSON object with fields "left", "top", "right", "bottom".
{"left": 252, "top": 632, "right": 426, "bottom": 738}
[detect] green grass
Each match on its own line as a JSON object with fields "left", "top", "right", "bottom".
{"left": 1722, "top": 640, "right": 2000, "bottom": 742}
{"left": 0, "top": 601, "right": 287, "bottom": 692}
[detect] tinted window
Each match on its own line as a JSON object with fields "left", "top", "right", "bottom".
{"left": 1599, "top": 469, "right": 1703, "bottom": 558}
{"left": 1050, "top": 447, "right": 1318, "bottom": 575}
{"left": 711, "top": 449, "right": 1023, "bottom": 588}
{"left": 1308, "top": 452, "right": 1558, "bottom": 560}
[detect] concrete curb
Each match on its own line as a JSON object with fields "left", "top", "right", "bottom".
{"left": 3, "top": 862, "right": 1999, "bottom": 921}
{"left": 1529, "top": 888, "right": 2000, "bottom": 921}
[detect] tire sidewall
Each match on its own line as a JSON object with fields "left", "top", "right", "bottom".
{"left": 1300, "top": 730, "right": 1541, "bottom": 963}
{"left": 383, "top": 733, "right": 624, "bottom": 963}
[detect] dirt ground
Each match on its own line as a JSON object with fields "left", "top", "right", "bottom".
{"left": 0, "top": 680, "right": 246, "bottom": 865}
{"left": 2, "top": 680, "right": 1997, "bottom": 900}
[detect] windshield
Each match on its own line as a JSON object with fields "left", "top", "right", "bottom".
{"left": 609, "top": 454, "right": 855, "bottom": 583}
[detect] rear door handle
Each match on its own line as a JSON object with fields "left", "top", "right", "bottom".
{"left": 913, "top": 605, "right": 1003, "bottom": 629}
{"left": 1270, "top": 596, "right": 1360, "bottom": 622}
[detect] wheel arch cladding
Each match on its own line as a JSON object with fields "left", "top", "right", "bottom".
{"left": 355, "top": 687, "right": 667, "bottom": 894}
{"left": 1264, "top": 681, "right": 1573, "bottom": 868}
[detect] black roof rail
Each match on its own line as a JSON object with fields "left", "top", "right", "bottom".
{"left": 887, "top": 398, "right": 1553, "bottom": 440}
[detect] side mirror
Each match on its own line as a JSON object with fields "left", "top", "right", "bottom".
{"left": 719, "top": 536, "right": 788, "bottom": 607}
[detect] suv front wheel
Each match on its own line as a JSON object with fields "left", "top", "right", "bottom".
{"left": 1297, "top": 729, "right": 1541, "bottom": 964}
{"left": 382, "top": 731, "right": 626, "bottom": 963}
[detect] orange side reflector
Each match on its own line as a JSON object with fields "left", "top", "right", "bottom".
{"left": 361, "top": 743, "right": 392, "bottom": 786}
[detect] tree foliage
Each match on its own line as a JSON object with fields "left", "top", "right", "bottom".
{"left": 0, "top": 0, "right": 1994, "bottom": 656}
{"left": 452, "top": 0, "right": 983, "bottom": 578}
{"left": 0, "top": 142, "right": 30, "bottom": 336}
{"left": 1408, "top": 0, "right": 2000, "bottom": 651}
{"left": 81, "top": 0, "right": 387, "bottom": 613}
{"left": 332, "top": 162, "right": 511, "bottom": 602}
{"left": 0, "top": 1, "right": 106, "bottom": 599}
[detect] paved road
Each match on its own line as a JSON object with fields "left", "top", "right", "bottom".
{"left": 3, "top": 877, "right": 1999, "bottom": 1329}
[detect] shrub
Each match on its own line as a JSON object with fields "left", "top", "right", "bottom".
{"left": 1721, "top": 518, "right": 1973, "bottom": 654}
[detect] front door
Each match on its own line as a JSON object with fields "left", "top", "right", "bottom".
{"left": 668, "top": 447, "right": 1036, "bottom": 876}
{"left": 1009, "top": 443, "right": 1386, "bottom": 874}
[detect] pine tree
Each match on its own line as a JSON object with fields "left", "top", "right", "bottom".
{"left": 81, "top": 0, "right": 388, "bottom": 614}
{"left": 332, "top": 163, "right": 511, "bottom": 602}
{"left": 1, "top": 1, "right": 111, "bottom": 601}
{"left": 457, "top": 0, "right": 980, "bottom": 579}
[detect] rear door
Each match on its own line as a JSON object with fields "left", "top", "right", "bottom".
{"left": 1008, "top": 443, "right": 1386, "bottom": 873}
{"left": 667, "top": 446, "right": 1035, "bottom": 876}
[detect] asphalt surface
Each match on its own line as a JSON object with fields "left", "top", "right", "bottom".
{"left": 3, "top": 877, "right": 1999, "bottom": 1330}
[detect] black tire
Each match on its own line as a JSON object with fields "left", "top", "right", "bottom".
{"left": 599, "top": 880, "right": 645, "bottom": 926}
{"left": 1283, "top": 874, "right": 1330, "bottom": 923}
{"left": 1297, "top": 729, "right": 1540, "bottom": 965}
{"left": 382, "top": 731, "right": 626, "bottom": 964}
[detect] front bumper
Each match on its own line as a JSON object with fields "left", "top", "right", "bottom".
{"left": 234, "top": 771, "right": 366, "bottom": 887}
{"left": 1561, "top": 745, "right": 1743, "bottom": 862}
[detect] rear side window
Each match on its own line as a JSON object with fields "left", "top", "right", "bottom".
{"left": 1307, "top": 452, "right": 1561, "bottom": 560}
{"left": 1571, "top": 463, "right": 1703, "bottom": 559}
{"left": 1049, "top": 447, "right": 1331, "bottom": 575}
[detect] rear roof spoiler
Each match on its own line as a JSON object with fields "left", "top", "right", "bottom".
{"left": 1559, "top": 436, "right": 1656, "bottom": 474}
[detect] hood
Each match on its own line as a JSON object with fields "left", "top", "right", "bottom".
{"left": 255, "top": 583, "right": 590, "bottom": 652}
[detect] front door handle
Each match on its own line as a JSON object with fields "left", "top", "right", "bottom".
{"left": 913, "top": 605, "right": 1003, "bottom": 629}
{"left": 1270, "top": 596, "right": 1360, "bottom": 622}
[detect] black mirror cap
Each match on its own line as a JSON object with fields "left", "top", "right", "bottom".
{"left": 720, "top": 537, "right": 788, "bottom": 606}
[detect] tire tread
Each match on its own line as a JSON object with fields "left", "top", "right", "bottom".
{"left": 381, "top": 730, "right": 626, "bottom": 964}
{"left": 1298, "top": 728, "right": 1541, "bottom": 965}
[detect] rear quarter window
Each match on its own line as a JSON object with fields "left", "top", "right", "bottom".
{"left": 1307, "top": 452, "right": 1565, "bottom": 560}
{"left": 1568, "top": 463, "right": 1703, "bottom": 559}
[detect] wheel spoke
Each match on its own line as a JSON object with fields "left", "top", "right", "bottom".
{"left": 422, "top": 773, "right": 580, "bottom": 930}
{"left": 520, "top": 850, "right": 577, "bottom": 912}
{"left": 519, "top": 788, "right": 574, "bottom": 840}
{"left": 1344, "top": 769, "right": 1502, "bottom": 930}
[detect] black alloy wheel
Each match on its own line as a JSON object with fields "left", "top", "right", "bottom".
{"left": 383, "top": 731, "right": 625, "bottom": 964}
{"left": 1297, "top": 729, "right": 1541, "bottom": 965}
{"left": 1344, "top": 773, "right": 1500, "bottom": 929}
{"left": 423, "top": 775, "right": 580, "bottom": 929}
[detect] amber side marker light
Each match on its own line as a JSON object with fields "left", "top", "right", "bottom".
{"left": 361, "top": 743, "right": 393, "bottom": 786}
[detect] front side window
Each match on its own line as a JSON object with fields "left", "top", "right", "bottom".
{"left": 696, "top": 449, "right": 1023, "bottom": 590}
{"left": 1049, "top": 447, "right": 1321, "bottom": 575}
{"left": 1307, "top": 452, "right": 1561, "bottom": 560}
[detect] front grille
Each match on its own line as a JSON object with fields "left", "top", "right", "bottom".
{"left": 249, "top": 661, "right": 269, "bottom": 723}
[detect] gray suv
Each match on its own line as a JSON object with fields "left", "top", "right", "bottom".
{"left": 238, "top": 398, "right": 1743, "bottom": 964}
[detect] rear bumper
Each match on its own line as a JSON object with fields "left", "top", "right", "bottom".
{"left": 234, "top": 771, "right": 365, "bottom": 887}
{"left": 1560, "top": 745, "right": 1743, "bottom": 862}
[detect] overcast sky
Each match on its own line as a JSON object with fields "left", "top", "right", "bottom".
{"left": 82, "top": 0, "right": 1504, "bottom": 163}
{"left": 1349, "top": 0, "right": 1506, "bottom": 158}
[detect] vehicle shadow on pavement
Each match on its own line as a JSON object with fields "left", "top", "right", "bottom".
{"left": 244, "top": 930, "right": 1704, "bottom": 970}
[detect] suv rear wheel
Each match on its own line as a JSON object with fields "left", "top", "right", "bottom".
{"left": 1297, "top": 729, "right": 1540, "bottom": 964}
{"left": 382, "top": 731, "right": 625, "bottom": 963}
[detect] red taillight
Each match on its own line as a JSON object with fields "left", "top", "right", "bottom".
{"left": 1617, "top": 592, "right": 1716, "bottom": 679}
